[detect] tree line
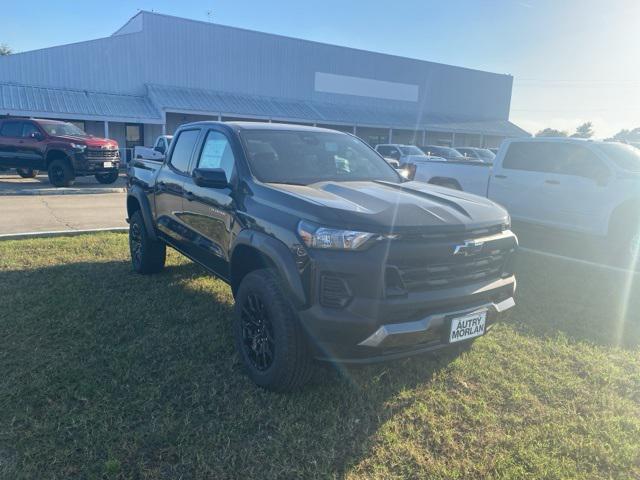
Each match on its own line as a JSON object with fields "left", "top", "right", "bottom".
{"left": 536, "top": 122, "right": 640, "bottom": 143}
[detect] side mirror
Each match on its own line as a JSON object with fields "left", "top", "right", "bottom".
{"left": 193, "top": 168, "right": 228, "bottom": 189}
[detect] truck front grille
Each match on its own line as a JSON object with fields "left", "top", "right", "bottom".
{"left": 85, "top": 149, "right": 119, "bottom": 159}
{"left": 384, "top": 231, "right": 516, "bottom": 295}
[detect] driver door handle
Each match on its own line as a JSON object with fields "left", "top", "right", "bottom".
{"left": 545, "top": 179, "right": 560, "bottom": 185}
{"left": 494, "top": 174, "right": 507, "bottom": 179}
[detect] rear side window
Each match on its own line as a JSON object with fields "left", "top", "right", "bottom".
{"left": 502, "top": 142, "right": 557, "bottom": 173}
{"left": 0, "top": 121, "right": 24, "bottom": 137}
{"left": 197, "top": 130, "right": 235, "bottom": 179}
{"left": 168, "top": 129, "right": 200, "bottom": 174}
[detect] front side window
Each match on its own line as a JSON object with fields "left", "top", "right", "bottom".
{"left": 554, "top": 144, "right": 608, "bottom": 180}
{"left": 242, "top": 130, "right": 400, "bottom": 185}
{"left": 197, "top": 130, "right": 235, "bottom": 179}
{"left": 593, "top": 143, "right": 640, "bottom": 173}
{"left": 22, "top": 123, "right": 40, "bottom": 138}
{"left": 0, "top": 121, "right": 24, "bottom": 137}
{"left": 168, "top": 129, "right": 200, "bottom": 174}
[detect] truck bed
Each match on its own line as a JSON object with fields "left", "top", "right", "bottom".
{"left": 413, "top": 160, "right": 492, "bottom": 196}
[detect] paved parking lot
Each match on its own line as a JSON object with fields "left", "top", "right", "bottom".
{"left": 0, "top": 172, "right": 126, "bottom": 195}
{"left": 0, "top": 193, "right": 127, "bottom": 235}
{"left": 0, "top": 171, "right": 127, "bottom": 235}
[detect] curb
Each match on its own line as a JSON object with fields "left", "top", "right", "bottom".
{"left": 0, "top": 227, "right": 129, "bottom": 241}
{"left": 0, "top": 187, "right": 126, "bottom": 196}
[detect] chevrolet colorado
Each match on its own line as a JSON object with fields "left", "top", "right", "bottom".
{"left": 127, "top": 122, "right": 518, "bottom": 391}
{"left": 0, "top": 118, "right": 120, "bottom": 187}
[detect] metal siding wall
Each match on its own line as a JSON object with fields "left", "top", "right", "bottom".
{"left": 0, "top": 11, "right": 514, "bottom": 123}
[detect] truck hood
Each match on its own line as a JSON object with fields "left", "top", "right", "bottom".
{"left": 51, "top": 135, "right": 118, "bottom": 149}
{"left": 265, "top": 180, "right": 509, "bottom": 232}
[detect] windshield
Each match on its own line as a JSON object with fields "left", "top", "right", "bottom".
{"left": 242, "top": 130, "right": 401, "bottom": 185}
{"left": 40, "top": 122, "right": 87, "bottom": 137}
{"left": 399, "top": 145, "right": 425, "bottom": 156}
{"left": 593, "top": 143, "right": 640, "bottom": 173}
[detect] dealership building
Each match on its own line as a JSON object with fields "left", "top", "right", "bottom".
{"left": 0, "top": 11, "right": 528, "bottom": 158}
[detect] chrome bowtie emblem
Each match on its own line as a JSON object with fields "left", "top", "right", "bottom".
{"left": 453, "top": 239, "right": 484, "bottom": 256}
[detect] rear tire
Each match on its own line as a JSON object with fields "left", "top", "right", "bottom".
{"left": 129, "top": 210, "right": 166, "bottom": 274}
{"left": 95, "top": 170, "right": 119, "bottom": 184}
{"left": 47, "top": 159, "right": 75, "bottom": 187}
{"left": 233, "top": 269, "right": 313, "bottom": 392}
{"left": 17, "top": 168, "right": 38, "bottom": 178}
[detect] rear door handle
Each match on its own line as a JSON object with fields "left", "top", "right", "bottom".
{"left": 545, "top": 179, "right": 560, "bottom": 185}
{"left": 494, "top": 174, "right": 507, "bottom": 179}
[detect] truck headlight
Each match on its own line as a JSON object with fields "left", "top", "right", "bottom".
{"left": 297, "top": 221, "right": 377, "bottom": 250}
{"left": 71, "top": 143, "right": 87, "bottom": 151}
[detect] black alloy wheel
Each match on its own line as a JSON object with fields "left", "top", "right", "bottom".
{"left": 240, "top": 292, "right": 275, "bottom": 371}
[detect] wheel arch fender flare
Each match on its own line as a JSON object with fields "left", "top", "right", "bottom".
{"left": 231, "top": 230, "right": 307, "bottom": 308}
{"left": 127, "top": 185, "right": 158, "bottom": 241}
{"left": 608, "top": 197, "right": 640, "bottom": 236}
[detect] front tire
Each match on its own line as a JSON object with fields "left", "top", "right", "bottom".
{"left": 233, "top": 269, "right": 313, "bottom": 392}
{"left": 47, "top": 159, "right": 75, "bottom": 187}
{"left": 129, "top": 210, "right": 166, "bottom": 274}
{"left": 95, "top": 170, "right": 119, "bottom": 184}
{"left": 17, "top": 168, "right": 38, "bottom": 178}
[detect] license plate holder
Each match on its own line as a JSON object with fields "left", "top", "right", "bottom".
{"left": 448, "top": 309, "right": 487, "bottom": 343}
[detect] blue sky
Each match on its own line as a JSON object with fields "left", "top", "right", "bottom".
{"left": 2, "top": 0, "right": 638, "bottom": 137}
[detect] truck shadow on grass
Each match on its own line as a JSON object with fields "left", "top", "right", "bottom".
{"left": 0, "top": 259, "right": 464, "bottom": 479}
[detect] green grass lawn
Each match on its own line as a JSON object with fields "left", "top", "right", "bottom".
{"left": 0, "top": 233, "right": 638, "bottom": 479}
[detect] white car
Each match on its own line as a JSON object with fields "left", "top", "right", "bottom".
{"left": 413, "top": 138, "right": 640, "bottom": 263}
{"left": 134, "top": 135, "right": 173, "bottom": 162}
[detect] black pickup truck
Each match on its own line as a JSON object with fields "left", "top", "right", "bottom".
{"left": 127, "top": 122, "right": 518, "bottom": 391}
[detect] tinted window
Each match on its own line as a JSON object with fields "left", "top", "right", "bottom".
{"left": 593, "top": 143, "right": 640, "bottom": 173}
{"left": 0, "top": 121, "right": 24, "bottom": 137}
{"left": 169, "top": 129, "right": 200, "bottom": 174}
{"left": 376, "top": 146, "right": 391, "bottom": 156}
{"left": 503, "top": 142, "right": 608, "bottom": 179}
{"left": 554, "top": 144, "right": 608, "bottom": 180}
{"left": 197, "top": 130, "right": 235, "bottom": 179}
{"left": 242, "top": 130, "right": 400, "bottom": 185}
{"left": 502, "top": 142, "right": 557, "bottom": 173}
{"left": 22, "top": 123, "right": 40, "bottom": 138}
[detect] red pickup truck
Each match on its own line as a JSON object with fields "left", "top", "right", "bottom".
{"left": 0, "top": 118, "right": 120, "bottom": 187}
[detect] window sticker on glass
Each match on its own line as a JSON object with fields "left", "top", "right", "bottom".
{"left": 200, "top": 139, "right": 228, "bottom": 169}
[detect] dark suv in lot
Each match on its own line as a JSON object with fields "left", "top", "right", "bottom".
{"left": 0, "top": 118, "right": 120, "bottom": 187}
{"left": 127, "top": 122, "right": 518, "bottom": 391}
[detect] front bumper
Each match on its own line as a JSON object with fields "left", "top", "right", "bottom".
{"left": 299, "top": 275, "right": 516, "bottom": 363}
